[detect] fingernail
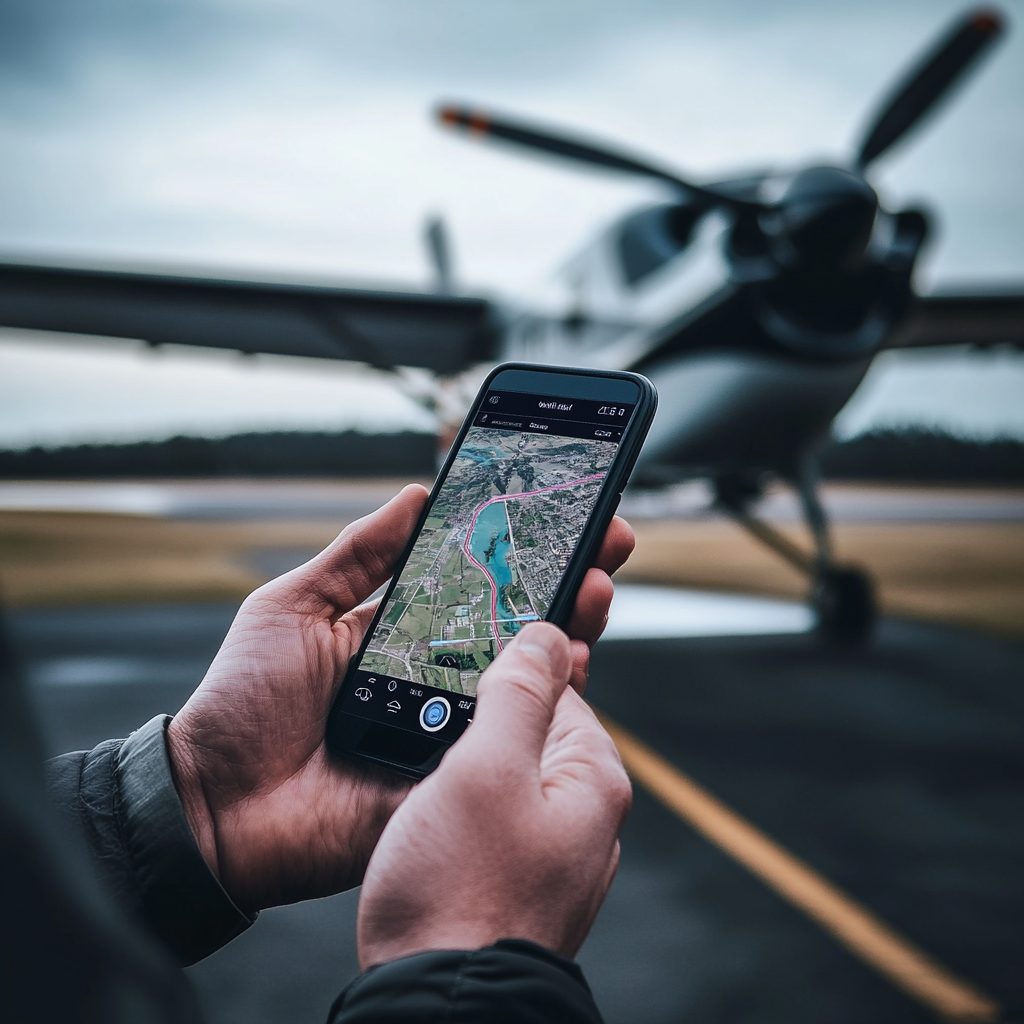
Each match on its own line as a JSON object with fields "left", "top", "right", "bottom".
{"left": 514, "top": 622, "right": 560, "bottom": 657}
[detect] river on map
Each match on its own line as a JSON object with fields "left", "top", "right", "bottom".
{"left": 459, "top": 445, "right": 499, "bottom": 466}
{"left": 469, "top": 500, "right": 519, "bottom": 636}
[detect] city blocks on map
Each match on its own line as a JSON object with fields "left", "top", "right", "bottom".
{"left": 360, "top": 426, "right": 618, "bottom": 695}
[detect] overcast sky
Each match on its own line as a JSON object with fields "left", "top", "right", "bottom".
{"left": 1, "top": 0, "right": 1022, "bottom": 445}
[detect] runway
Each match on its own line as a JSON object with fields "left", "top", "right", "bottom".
{"left": 11, "top": 599, "right": 1024, "bottom": 1024}
{"left": 2, "top": 476, "right": 1023, "bottom": 522}
{"left": 3, "top": 479, "right": 1022, "bottom": 638}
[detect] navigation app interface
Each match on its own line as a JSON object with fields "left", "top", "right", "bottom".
{"left": 355, "top": 387, "right": 634, "bottom": 703}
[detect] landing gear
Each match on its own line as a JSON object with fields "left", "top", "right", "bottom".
{"left": 714, "top": 462, "right": 877, "bottom": 645}
{"left": 811, "top": 566, "right": 876, "bottom": 644}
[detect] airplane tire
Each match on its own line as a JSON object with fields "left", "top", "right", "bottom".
{"left": 812, "top": 567, "right": 876, "bottom": 645}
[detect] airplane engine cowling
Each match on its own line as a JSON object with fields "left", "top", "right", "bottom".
{"left": 633, "top": 351, "right": 872, "bottom": 484}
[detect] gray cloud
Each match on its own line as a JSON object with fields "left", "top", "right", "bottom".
{"left": 0, "top": 0, "right": 1020, "bottom": 446}
{"left": 0, "top": 0, "right": 227, "bottom": 86}
{"left": 1, "top": 0, "right": 973, "bottom": 94}
{"left": 0, "top": 0, "right": 1019, "bottom": 284}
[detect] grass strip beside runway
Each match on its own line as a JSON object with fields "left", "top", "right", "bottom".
{"left": 598, "top": 712, "right": 1001, "bottom": 1023}
{"left": 4, "top": 506, "right": 1022, "bottom": 638}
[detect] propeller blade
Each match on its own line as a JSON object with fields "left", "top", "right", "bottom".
{"left": 436, "top": 104, "right": 754, "bottom": 208}
{"left": 856, "top": 7, "right": 1004, "bottom": 168}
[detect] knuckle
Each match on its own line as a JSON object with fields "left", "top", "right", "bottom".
{"left": 588, "top": 732, "right": 632, "bottom": 813}
{"left": 608, "top": 768, "right": 633, "bottom": 817}
{"left": 341, "top": 526, "right": 385, "bottom": 582}
{"left": 497, "top": 668, "right": 552, "bottom": 714}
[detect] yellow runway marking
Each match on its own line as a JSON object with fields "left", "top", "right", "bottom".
{"left": 599, "top": 713, "right": 1001, "bottom": 1023}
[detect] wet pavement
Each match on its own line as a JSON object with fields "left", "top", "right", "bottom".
{"left": 11, "top": 602, "right": 1024, "bottom": 1024}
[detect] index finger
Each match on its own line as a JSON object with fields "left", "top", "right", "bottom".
{"left": 591, "top": 516, "right": 635, "bottom": 577}
{"left": 563, "top": 516, "right": 634, "bottom": 650}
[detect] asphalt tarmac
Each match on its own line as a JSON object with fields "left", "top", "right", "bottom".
{"left": 11, "top": 599, "right": 1023, "bottom": 1024}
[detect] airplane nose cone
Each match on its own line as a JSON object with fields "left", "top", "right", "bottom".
{"left": 762, "top": 166, "right": 878, "bottom": 270}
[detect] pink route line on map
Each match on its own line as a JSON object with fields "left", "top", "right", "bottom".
{"left": 461, "top": 473, "right": 606, "bottom": 651}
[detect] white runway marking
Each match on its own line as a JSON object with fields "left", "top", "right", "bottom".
{"left": 604, "top": 584, "right": 813, "bottom": 640}
{"left": 0, "top": 478, "right": 414, "bottom": 519}
{"left": 3, "top": 479, "right": 1021, "bottom": 522}
{"left": 29, "top": 656, "right": 210, "bottom": 687}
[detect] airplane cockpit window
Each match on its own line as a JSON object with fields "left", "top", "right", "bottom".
{"left": 617, "top": 203, "right": 703, "bottom": 286}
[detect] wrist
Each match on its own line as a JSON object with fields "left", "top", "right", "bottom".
{"left": 165, "top": 716, "right": 221, "bottom": 881}
{"left": 112, "top": 715, "right": 255, "bottom": 962}
{"left": 360, "top": 916, "right": 567, "bottom": 971}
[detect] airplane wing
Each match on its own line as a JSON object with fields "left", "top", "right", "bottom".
{"left": 0, "top": 261, "right": 500, "bottom": 374}
{"left": 885, "top": 291, "right": 1024, "bottom": 350}
{"left": 625, "top": 286, "right": 1024, "bottom": 372}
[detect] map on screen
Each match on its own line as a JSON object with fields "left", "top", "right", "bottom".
{"left": 358, "top": 424, "right": 617, "bottom": 695}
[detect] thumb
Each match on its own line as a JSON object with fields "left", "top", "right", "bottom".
{"left": 462, "top": 623, "right": 573, "bottom": 768}
{"left": 273, "top": 484, "right": 428, "bottom": 613}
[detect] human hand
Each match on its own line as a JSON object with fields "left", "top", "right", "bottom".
{"left": 166, "top": 486, "right": 634, "bottom": 913}
{"left": 357, "top": 622, "right": 632, "bottom": 968}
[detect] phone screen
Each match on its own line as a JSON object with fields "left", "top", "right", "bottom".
{"left": 338, "top": 373, "right": 638, "bottom": 740}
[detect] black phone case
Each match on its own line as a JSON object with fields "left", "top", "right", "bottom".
{"left": 325, "top": 362, "right": 657, "bottom": 777}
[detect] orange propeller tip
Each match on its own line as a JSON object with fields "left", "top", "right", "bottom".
{"left": 969, "top": 8, "right": 1004, "bottom": 35}
{"left": 435, "top": 105, "right": 490, "bottom": 135}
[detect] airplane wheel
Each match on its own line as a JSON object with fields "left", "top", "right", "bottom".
{"left": 812, "top": 567, "right": 876, "bottom": 645}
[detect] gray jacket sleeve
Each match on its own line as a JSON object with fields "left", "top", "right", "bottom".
{"left": 44, "top": 718, "right": 606, "bottom": 1024}
{"left": 44, "top": 714, "right": 255, "bottom": 966}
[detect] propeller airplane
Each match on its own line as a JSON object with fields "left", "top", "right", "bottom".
{"left": 1, "top": 6, "right": 1022, "bottom": 642}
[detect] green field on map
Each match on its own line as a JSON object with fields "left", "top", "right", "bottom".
{"left": 359, "top": 425, "right": 618, "bottom": 695}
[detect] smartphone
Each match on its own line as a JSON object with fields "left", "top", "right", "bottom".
{"left": 325, "top": 362, "right": 657, "bottom": 777}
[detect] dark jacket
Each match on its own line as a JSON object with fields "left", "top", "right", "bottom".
{"left": 2, "top": 620, "right": 603, "bottom": 1023}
